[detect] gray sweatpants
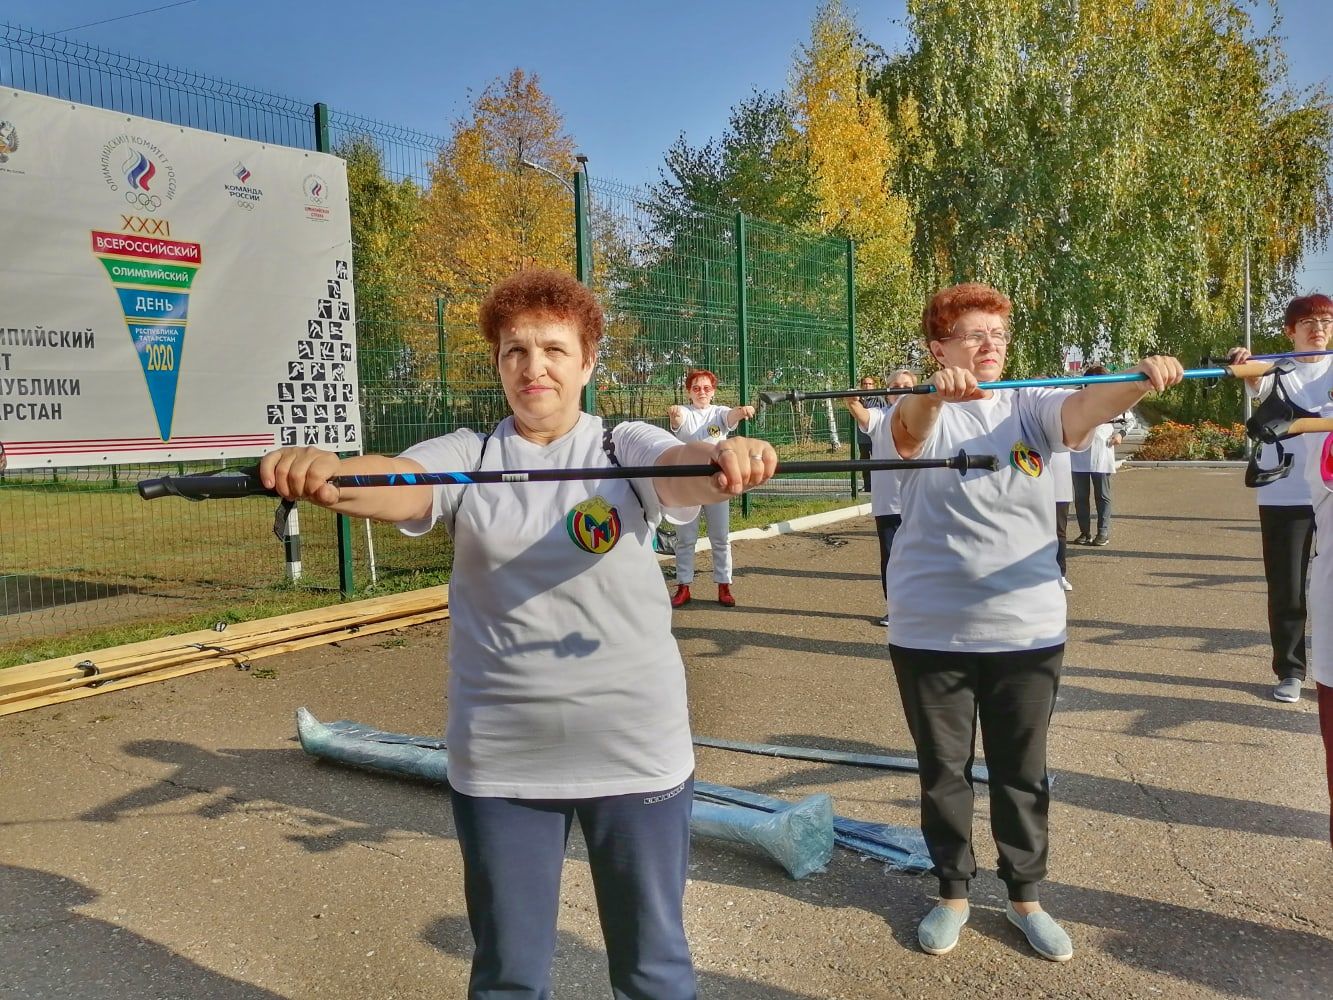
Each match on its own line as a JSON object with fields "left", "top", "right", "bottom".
{"left": 674, "top": 500, "right": 732, "bottom": 583}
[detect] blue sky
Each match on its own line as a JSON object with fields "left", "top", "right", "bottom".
{"left": 6, "top": 0, "right": 1331, "bottom": 292}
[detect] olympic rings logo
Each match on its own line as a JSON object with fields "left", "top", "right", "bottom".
{"left": 125, "top": 191, "right": 163, "bottom": 211}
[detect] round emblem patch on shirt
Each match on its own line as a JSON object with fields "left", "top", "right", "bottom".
{"left": 707, "top": 424, "right": 723, "bottom": 439}
{"left": 1009, "top": 441, "right": 1044, "bottom": 478}
{"left": 566, "top": 496, "right": 622, "bottom": 554}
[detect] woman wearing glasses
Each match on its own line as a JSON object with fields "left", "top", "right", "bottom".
{"left": 667, "top": 369, "right": 756, "bottom": 607}
{"left": 1229, "top": 294, "right": 1333, "bottom": 704}
{"left": 881, "top": 282, "right": 1183, "bottom": 961}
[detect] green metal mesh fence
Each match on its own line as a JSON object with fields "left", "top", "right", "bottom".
{"left": 1, "top": 23, "right": 853, "bottom": 659}
{"left": 591, "top": 178, "right": 853, "bottom": 456}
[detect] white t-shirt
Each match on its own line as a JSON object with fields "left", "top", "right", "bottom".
{"left": 1302, "top": 402, "right": 1333, "bottom": 687}
{"left": 864, "top": 405, "right": 902, "bottom": 516}
{"left": 1070, "top": 420, "right": 1120, "bottom": 475}
{"left": 397, "top": 414, "right": 697, "bottom": 798}
{"left": 1048, "top": 448, "right": 1073, "bottom": 504}
{"left": 673, "top": 403, "right": 733, "bottom": 443}
{"left": 883, "top": 387, "right": 1074, "bottom": 652}
{"left": 1248, "top": 358, "right": 1332, "bottom": 507}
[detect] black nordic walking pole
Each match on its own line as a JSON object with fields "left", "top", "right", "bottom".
{"left": 137, "top": 451, "right": 1001, "bottom": 501}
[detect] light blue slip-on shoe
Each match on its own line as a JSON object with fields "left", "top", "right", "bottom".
{"left": 1006, "top": 903, "right": 1073, "bottom": 962}
{"left": 1273, "top": 677, "right": 1302, "bottom": 703}
{"left": 917, "top": 903, "right": 969, "bottom": 955}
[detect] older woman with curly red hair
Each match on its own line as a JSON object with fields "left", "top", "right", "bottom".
{"left": 258, "top": 267, "right": 777, "bottom": 999}
{"left": 666, "top": 368, "right": 756, "bottom": 607}
{"left": 882, "top": 282, "right": 1183, "bottom": 961}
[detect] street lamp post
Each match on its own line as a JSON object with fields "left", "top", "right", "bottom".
{"left": 519, "top": 155, "right": 595, "bottom": 413}
{"left": 520, "top": 158, "right": 574, "bottom": 194}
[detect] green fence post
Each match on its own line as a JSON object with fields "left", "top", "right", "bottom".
{"left": 574, "top": 169, "right": 595, "bottom": 415}
{"left": 436, "top": 296, "right": 449, "bottom": 426}
{"left": 847, "top": 238, "right": 858, "bottom": 500}
{"left": 313, "top": 102, "right": 331, "bottom": 158}
{"left": 314, "top": 100, "right": 354, "bottom": 596}
{"left": 735, "top": 211, "right": 750, "bottom": 519}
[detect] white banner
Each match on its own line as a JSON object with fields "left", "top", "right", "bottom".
{"left": 0, "top": 88, "right": 360, "bottom": 470}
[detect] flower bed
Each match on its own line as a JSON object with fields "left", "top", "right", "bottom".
{"left": 1132, "top": 419, "right": 1247, "bottom": 460}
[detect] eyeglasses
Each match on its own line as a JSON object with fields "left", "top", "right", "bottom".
{"left": 941, "top": 327, "right": 1012, "bottom": 348}
{"left": 1295, "top": 317, "right": 1333, "bottom": 331}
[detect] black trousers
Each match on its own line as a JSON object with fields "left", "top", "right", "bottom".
{"left": 1073, "top": 472, "right": 1111, "bottom": 538}
{"left": 875, "top": 513, "right": 902, "bottom": 598}
{"left": 450, "top": 779, "right": 696, "bottom": 1000}
{"left": 889, "top": 643, "right": 1063, "bottom": 902}
{"left": 1258, "top": 504, "right": 1314, "bottom": 681}
{"left": 858, "top": 440, "right": 873, "bottom": 491}
{"left": 1054, "top": 501, "right": 1070, "bottom": 575}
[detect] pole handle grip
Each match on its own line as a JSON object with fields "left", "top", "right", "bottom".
{"left": 138, "top": 467, "right": 276, "bottom": 500}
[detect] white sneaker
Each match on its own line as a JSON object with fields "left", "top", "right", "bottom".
{"left": 1273, "top": 677, "right": 1302, "bottom": 703}
{"left": 1060, "top": 577, "right": 1074, "bottom": 592}
{"left": 876, "top": 614, "right": 891, "bottom": 627}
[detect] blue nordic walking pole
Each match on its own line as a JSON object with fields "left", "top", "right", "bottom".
{"left": 1201, "top": 349, "right": 1333, "bottom": 365}
{"left": 757, "top": 360, "right": 1276, "bottom": 407}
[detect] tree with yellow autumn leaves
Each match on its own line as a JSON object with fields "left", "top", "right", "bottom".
{"left": 789, "top": 0, "right": 918, "bottom": 373}
{"left": 412, "top": 69, "right": 578, "bottom": 384}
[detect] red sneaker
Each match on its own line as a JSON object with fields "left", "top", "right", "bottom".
{"left": 670, "top": 585, "right": 691, "bottom": 608}
{"left": 717, "top": 583, "right": 736, "bottom": 607}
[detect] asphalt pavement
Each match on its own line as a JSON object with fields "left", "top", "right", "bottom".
{"left": 1, "top": 466, "right": 1329, "bottom": 999}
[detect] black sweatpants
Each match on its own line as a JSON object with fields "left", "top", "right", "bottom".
{"left": 1259, "top": 504, "right": 1315, "bottom": 682}
{"left": 875, "top": 513, "right": 902, "bottom": 598}
{"left": 1054, "top": 501, "right": 1070, "bottom": 575}
{"left": 858, "top": 440, "right": 873, "bottom": 492}
{"left": 889, "top": 643, "right": 1063, "bottom": 902}
{"left": 450, "top": 778, "right": 696, "bottom": 1000}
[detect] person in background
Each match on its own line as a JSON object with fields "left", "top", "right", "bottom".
{"left": 1303, "top": 414, "right": 1333, "bottom": 847}
{"left": 667, "top": 369, "right": 757, "bottom": 607}
{"left": 1050, "top": 444, "right": 1074, "bottom": 592}
{"left": 881, "top": 281, "right": 1184, "bottom": 962}
{"left": 1229, "top": 293, "right": 1333, "bottom": 703}
{"left": 854, "top": 375, "right": 889, "bottom": 492}
{"left": 258, "top": 269, "right": 779, "bottom": 999}
{"left": 1287, "top": 319, "right": 1333, "bottom": 842}
{"left": 848, "top": 369, "right": 917, "bottom": 625}
{"left": 1070, "top": 365, "right": 1128, "bottom": 546}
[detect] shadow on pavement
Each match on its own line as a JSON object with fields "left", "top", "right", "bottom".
{"left": 1040, "top": 881, "right": 1333, "bottom": 999}
{"left": 423, "top": 914, "right": 827, "bottom": 1000}
{"left": 1054, "top": 681, "right": 1321, "bottom": 740}
{"left": 1134, "top": 570, "right": 1264, "bottom": 589}
{"left": 1067, "top": 618, "right": 1268, "bottom": 656}
{"left": 78, "top": 738, "right": 455, "bottom": 853}
{"left": 695, "top": 731, "right": 1329, "bottom": 843}
{"left": 54, "top": 733, "right": 1333, "bottom": 995}
{"left": 1061, "top": 665, "right": 1276, "bottom": 700}
{"left": 0, "top": 866, "right": 287, "bottom": 999}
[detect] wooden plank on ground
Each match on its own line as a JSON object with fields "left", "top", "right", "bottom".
{"left": 0, "top": 587, "right": 448, "bottom": 714}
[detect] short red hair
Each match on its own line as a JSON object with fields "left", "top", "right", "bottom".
{"left": 921, "top": 283, "right": 1012, "bottom": 343}
{"left": 478, "top": 268, "right": 604, "bottom": 363}
{"left": 1284, "top": 293, "right": 1333, "bottom": 328}
{"left": 684, "top": 368, "right": 718, "bottom": 390}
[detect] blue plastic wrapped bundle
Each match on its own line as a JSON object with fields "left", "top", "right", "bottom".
{"left": 294, "top": 708, "right": 835, "bottom": 880}
{"left": 694, "top": 780, "right": 931, "bottom": 874}
{"left": 689, "top": 795, "right": 833, "bottom": 880}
